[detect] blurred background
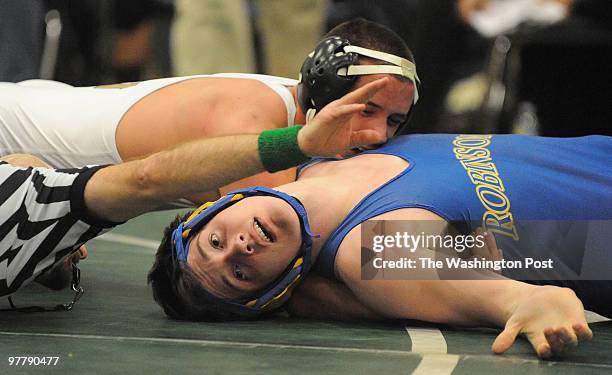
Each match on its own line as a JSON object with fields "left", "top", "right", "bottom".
{"left": 1, "top": 0, "right": 610, "bottom": 135}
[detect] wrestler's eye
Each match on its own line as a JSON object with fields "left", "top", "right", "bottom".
{"left": 209, "top": 233, "right": 222, "bottom": 248}
{"left": 388, "top": 114, "right": 406, "bottom": 128}
{"left": 234, "top": 264, "right": 247, "bottom": 280}
{"left": 387, "top": 119, "right": 401, "bottom": 128}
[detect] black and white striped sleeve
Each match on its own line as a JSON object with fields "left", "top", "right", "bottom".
{"left": 0, "top": 162, "right": 121, "bottom": 296}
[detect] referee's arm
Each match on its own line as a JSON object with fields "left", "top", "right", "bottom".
{"left": 84, "top": 134, "right": 267, "bottom": 223}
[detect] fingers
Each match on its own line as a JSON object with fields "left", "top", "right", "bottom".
{"left": 544, "top": 326, "right": 576, "bottom": 355}
{"left": 78, "top": 245, "right": 88, "bottom": 260}
{"left": 491, "top": 323, "right": 520, "bottom": 354}
{"left": 532, "top": 324, "right": 590, "bottom": 359}
{"left": 66, "top": 246, "right": 88, "bottom": 267}
{"left": 520, "top": 329, "right": 552, "bottom": 358}
{"left": 536, "top": 341, "right": 553, "bottom": 359}
{"left": 494, "top": 323, "right": 586, "bottom": 359}
{"left": 573, "top": 322, "right": 593, "bottom": 341}
{"left": 327, "top": 103, "right": 366, "bottom": 121}
{"left": 337, "top": 78, "right": 389, "bottom": 105}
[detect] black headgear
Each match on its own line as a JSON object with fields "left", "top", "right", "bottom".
{"left": 297, "top": 36, "right": 420, "bottom": 126}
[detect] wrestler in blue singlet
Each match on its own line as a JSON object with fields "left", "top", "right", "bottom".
{"left": 314, "top": 134, "right": 612, "bottom": 313}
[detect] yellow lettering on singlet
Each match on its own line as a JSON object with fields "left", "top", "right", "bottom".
{"left": 453, "top": 135, "right": 519, "bottom": 240}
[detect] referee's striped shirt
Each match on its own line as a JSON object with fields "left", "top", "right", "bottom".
{"left": 0, "top": 162, "right": 120, "bottom": 297}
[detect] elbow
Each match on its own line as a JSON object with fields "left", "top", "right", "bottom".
{"left": 133, "top": 157, "right": 165, "bottom": 203}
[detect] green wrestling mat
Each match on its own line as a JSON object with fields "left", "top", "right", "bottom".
{"left": 1, "top": 210, "right": 611, "bottom": 374}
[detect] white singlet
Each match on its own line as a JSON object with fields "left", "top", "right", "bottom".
{"left": 0, "top": 73, "right": 298, "bottom": 168}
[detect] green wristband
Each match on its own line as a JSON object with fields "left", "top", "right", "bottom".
{"left": 258, "top": 126, "right": 311, "bottom": 173}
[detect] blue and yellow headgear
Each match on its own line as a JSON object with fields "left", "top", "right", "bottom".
{"left": 171, "top": 186, "right": 314, "bottom": 317}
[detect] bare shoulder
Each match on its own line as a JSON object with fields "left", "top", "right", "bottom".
{"left": 116, "top": 76, "right": 292, "bottom": 159}
{"left": 202, "top": 77, "right": 291, "bottom": 131}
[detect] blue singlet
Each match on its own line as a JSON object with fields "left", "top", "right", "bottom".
{"left": 314, "top": 134, "right": 612, "bottom": 281}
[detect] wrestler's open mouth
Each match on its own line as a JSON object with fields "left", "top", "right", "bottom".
{"left": 254, "top": 218, "right": 274, "bottom": 243}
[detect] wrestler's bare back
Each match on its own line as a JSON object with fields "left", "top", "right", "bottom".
{"left": 115, "top": 77, "right": 299, "bottom": 198}
{"left": 116, "top": 77, "right": 291, "bottom": 160}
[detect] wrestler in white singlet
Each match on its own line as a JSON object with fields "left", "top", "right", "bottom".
{"left": 0, "top": 74, "right": 297, "bottom": 168}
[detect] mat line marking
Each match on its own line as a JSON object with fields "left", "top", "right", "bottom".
{"left": 2, "top": 331, "right": 611, "bottom": 369}
{"left": 405, "top": 327, "right": 459, "bottom": 375}
{"left": 97, "top": 232, "right": 159, "bottom": 249}
{"left": 0, "top": 331, "right": 411, "bottom": 356}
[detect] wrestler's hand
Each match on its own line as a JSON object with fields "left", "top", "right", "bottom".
{"left": 297, "top": 78, "right": 389, "bottom": 157}
{"left": 492, "top": 285, "right": 593, "bottom": 359}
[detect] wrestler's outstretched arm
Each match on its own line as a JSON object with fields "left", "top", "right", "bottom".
{"left": 297, "top": 208, "right": 592, "bottom": 359}
{"left": 287, "top": 229, "right": 503, "bottom": 321}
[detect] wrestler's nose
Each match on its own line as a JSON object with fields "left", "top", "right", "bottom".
{"left": 230, "top": 233, "right": 254, "bottom": 256}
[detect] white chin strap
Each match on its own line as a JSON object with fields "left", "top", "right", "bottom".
{"left": 339, "top": 45, "right": 420, "bottom": 104}
{"left": 305, "top": 108, "right": 317, "bottom": 124}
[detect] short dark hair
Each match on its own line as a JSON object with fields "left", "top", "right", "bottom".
{"left": 148, "top": 212, "right": 259, "bottom": 321}
{"left": 324, "top": 18, "right": 415, "bottom": 65}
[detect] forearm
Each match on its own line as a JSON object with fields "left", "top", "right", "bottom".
{"left": 85, "top": 135, "right": 265, "bottom": 222}
{"left": 287, "top": 273, "right": 530, "bottom": 327}
{"left": 347, "top": 277, "right": 533, "bottom": 328}
{"left": 140, "top": 135, "right": 263, "bottom": 201}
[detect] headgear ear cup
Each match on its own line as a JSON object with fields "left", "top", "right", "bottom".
{"left": 297, "top": 36, "right": 359, "bottom": 113}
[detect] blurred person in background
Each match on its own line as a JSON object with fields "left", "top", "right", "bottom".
{"left": 171, "top": 0, "right": 328, "bottom": 78}
{"left": 0, "top": 0, "right": 45, "bottom": 82}
{"left": 0, "top": 0, "right": 174, "bottom": 85}
{"left": 111, "top": 0, "right": 175, "bottom": 82}
{"left": 516, "top": 0, "right": 612, "bottom": 136}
